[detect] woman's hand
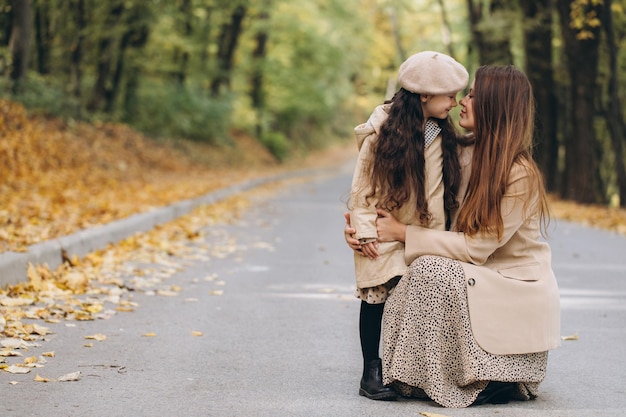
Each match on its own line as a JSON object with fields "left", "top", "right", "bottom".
{"left": 376, "top": 209, "right": 407, "bottom": 243}
{"left": 344, "top": 212, "right": 379, "bottom": 259}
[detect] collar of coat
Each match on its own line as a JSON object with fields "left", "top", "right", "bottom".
{"left": 424, "top": 119, "right": 441, "bottom": 148}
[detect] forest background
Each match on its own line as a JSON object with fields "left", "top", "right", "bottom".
{"left": 1, "top": 0, "right": 626, "bottom": 254}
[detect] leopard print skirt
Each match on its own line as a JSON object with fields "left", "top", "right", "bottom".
{"left": 382, "top": 255, "right": 548, "bottom": 408}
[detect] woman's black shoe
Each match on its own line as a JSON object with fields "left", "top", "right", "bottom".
{"left": 473, "top": 381, "right": 516, "bottom": 405}
{"left": 359, "top": 358, "right": 398, "bottom": 401}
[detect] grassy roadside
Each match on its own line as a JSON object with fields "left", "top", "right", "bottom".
{"left": 0, "top": 99, "right": 355, "bottom": 254}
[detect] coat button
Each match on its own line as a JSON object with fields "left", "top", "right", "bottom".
{"left": 467, "top": 278, "right": 476, "bottom": 286}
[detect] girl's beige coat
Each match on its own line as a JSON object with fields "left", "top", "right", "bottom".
{"left": 349, "top": 104, "right": 446, "bottom": 289}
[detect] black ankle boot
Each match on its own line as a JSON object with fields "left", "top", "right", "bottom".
{"left": 472, "top": 381, "right": 516, "bottom": 405}
{"left": 359, "top": 358, "right": 398, "bottom": 401}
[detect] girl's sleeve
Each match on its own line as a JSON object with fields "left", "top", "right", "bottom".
{"left": 404, "top": 164, "right": 534, "bottom": 265}
{"left": 349, "top": 135, "right": 379, "bottom": 241}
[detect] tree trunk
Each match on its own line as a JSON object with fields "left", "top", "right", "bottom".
{"left": 556, "top": 0, "right": 604, "bottom": 204}
{"left": 250, "top": 3, "right": 270, "bottom": 138}
{"left": 210, "top": 4, "right": 247, "bottom": 96}
{"left": 519, "top": 0, "right": 558, "bottom": 192}
{"left": 601, "top": 0, "right": 626, "bottom": 207}
{"left": 87, "top": 2, "right": 124, "bottom": 112}
{"left": 105, "top": 30, "right": 130, "bottom": 114}
{"left": 32, "top": 0, "right": 51, "bottom": 75}
{"left": 466, "top": 0, "right": 513, "bottom": 65}
{"left": 1, "top": 3, "right": 12, "bottom": 47}
{"left": 69, "top": 0, "right": 86, "bottom": 111}
{"left": 173, "top": 0, "right": 192, "bottom": 85}
{"left": 8, "top": 0, "right": 32, "bottom": 89}
{"left": 199, "top": 5, "right": 214, "bottom": 74}
{"left": 121, "top": 5, "right": 151, "bottom": 120}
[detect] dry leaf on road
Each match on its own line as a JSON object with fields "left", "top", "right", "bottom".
{"left": 84, "top": 333, "right": 107, "bottom": 341}
{"left": 58, "top": 371, "right": 81, "bottom": 382}
{"left": 5, "top": 365, "right": 31, "bottom": 374}
{"left": 34, "top": 374, "right": 50, "bottom": 382}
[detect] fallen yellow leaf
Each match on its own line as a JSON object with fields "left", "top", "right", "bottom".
{"left": 34, "top": 374, "right": 50, "bottom": 382}
{"left": 191, "top": 331, "right": 203, "bottom": 337}
{"left": 42, "top": 351, "right": 55, "bottom": 357}
{"left": 5, "top": 365, "right": 30, "bottom": 374}
{"left": 156, "top": 290, "right": 179, "bottom": 297}
{"left": 83, "top": 303, "right": 104, "bottom": 314}
{"left": 24, "top": 356, "right": 39, "bottom": 364}
{"left": 561, "top": 333, "right": 579, "bottom": 341}
{"left": 58, "top": 371, "right": 81, "bottom": 382}
{"left": 0, "top": 350, "right": 22, "bottom": 357}
{"left": 0, "top": 297, "right": 35, "bottom": 307}
{"left": 84, "top": 333, "right": 107, "bottom": 341}
{"left": 142, "top": 332, "right": 157, "bottom": 337}
{"left": 0, "top": 339, "right": 27, "bottom": 349}
{"left": 24, "top": 323, "right": 51, "bottom": 336}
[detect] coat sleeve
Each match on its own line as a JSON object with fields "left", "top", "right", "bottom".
{"left": 349, "top": 134, "right": 379, "bottom": 241}
{"left": 404, "top": 163, "right": 535, "bottom": 265}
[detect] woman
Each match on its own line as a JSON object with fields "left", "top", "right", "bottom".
{"left": 345, "top": 65, "right": 561, "bottom": 407}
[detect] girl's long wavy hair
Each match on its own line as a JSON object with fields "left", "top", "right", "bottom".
{"left": 365, "top": 88, "right": 462, "bottom": 227}
{"left": 455, "top": 65, "right": 550, "bottom": 238}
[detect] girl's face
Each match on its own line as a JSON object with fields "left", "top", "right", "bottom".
{"left": 421, "top": 93, "right": 459, "bottom": 120}
{"left": 459, "top": 80, "right": 475, "bottom": 131}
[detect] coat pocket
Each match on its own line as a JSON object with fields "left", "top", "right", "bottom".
{"left": 497, "top": 263, "right": 540, "bottom": 281}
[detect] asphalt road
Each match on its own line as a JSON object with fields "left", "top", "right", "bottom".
{"left": 2, "top": 162, "right": 626, "bottom": 417}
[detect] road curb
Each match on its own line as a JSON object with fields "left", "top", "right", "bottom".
{"left": 0, "top": 168, "right": 319, "bottom": 288}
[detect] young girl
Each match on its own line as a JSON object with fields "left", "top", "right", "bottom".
{"left": 348, "top": 51, "right": 468, "bottom": 400}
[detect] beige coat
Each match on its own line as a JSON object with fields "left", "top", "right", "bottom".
{"left": 349, "top": 104, "right": 446, "bottom": 289}
{"left": 404, "top": 145, "right": 561, "bottom": 355}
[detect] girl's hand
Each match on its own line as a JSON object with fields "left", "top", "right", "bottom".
{"left": 344, "top": 212, "right": 379, "bottom": 259}
{"left": 344, "top": 212, "right": 362, "bottom": 253}
{"left": 360, "top": 241, "right": 379, "bottom": 260}
{"left": 376, "top": 209, "right": 407, "bottom": 243}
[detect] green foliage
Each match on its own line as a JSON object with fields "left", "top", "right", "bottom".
{"left": 260, "top": 130, "right": 290, "bottom": 161}
{"left": 126, "top": 81, "right": 232, "bottom": 145}
{"left": 0, "top": 75, "right": 82, "bottom": 119}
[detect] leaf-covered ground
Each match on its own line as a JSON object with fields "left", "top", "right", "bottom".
{"left": 0, "top": 99, "right": 347, "bottom": 253}
{"left": 1, "top": 98, "right": 626, "bottom": 380}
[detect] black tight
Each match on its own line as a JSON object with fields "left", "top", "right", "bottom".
{"left": 359, "top": 300, "right": 385, "bottom": 363}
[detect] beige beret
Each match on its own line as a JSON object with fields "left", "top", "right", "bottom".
{"left": 397, "top": 51, "right": 469, "bottom": 95}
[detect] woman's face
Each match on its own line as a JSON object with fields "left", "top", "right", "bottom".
{"left": 421, "top": 93, "right": 459, "bottom": 120}
{"left": 459, "top": 80, "right": 475, "bottom": 131}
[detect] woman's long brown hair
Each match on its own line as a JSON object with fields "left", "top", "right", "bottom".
{"left": 455, "top": 65, "right": 550, "bottom": 238}
{"left": 365, "top": 88, "right": 462, "bottom": 227}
